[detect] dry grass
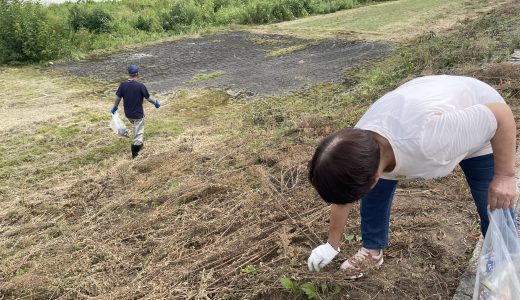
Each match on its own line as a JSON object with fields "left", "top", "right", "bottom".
{"left": 3, "top": 67, "right": 515, "bottom": 299}
{"left": 0, "top": 67, "right": 107, "bottom": 133}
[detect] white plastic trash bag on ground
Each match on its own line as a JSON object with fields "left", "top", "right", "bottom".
{"left": 110, "top": 111, "right": 128, "bottom": 137}
{"left": 473, "top": 208, "right": 520, "bottom": 300}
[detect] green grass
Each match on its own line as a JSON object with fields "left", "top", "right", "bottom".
{"left": 37, "top": 124, "right": 81, "bottom": 139}
{"left": 192, "top": 70, "right": 226, "bottom": 81}
{"left": 67, "top": 138, "right": 128, "bottom": 167}
{"left": 290, "top": 0, "right": 454, "bottom": 31}
{"left": 267, "top": 44, "right": 306, "bottom": 57}
{"left": 265, "top": 0, "right": 498, "bottom": 40}
{"left": 147, "top": 119, "right": 183, "bottom": 137}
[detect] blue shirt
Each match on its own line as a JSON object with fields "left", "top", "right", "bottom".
{"left": 116, "top": 80, "right": 150, "bottom": 119}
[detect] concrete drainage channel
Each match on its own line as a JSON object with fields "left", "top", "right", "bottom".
{"left": 453, "top": 137, "right": 520, "bottom": 299}
{"left": 452, "top": 240, "right": 483, "bottom": 299}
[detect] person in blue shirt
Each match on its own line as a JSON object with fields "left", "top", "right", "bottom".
{"left": 111, "top": 65, "right": 160, "bottom": 158}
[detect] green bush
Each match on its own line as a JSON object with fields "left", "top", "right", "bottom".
{"left": 135, "top": 14, "right": 162, "bottom": 32}
{"left": 70, "top": 28, "right": 94, "bottom": 55}
{"left": 251, "top": 0, "right": 362, "bottom": 23}
{"left": 136, "top": 15, "right": 152, "bottom": 31}
{"left": 170, "top": 0, "right": 205, "bottom": 26}
{"left": 213, "top": 5, "right": 242, "bottom": 25}
{"left": 161, "top": 0, "right": 216, "bottom": 31}
{"left": 161, "top": 0, "right": 327, "bottom": 29}
{"left": 240, "top": 1, "right": 273, "bottom": 24}
{"left": 0, "top": 0, "right": 67, "bottom": 63}
{"left": 88, "top": 8, "right": 113, "bottom": 33}
{"left": 69, "top": 6, "right": 113, "bottom": 33}
{"left": 213, "top": 0, "right": 233, "bottom": 13}
{"left": 313, "top": 0, "right": 356, "bottom": 14}
{"left": 69, "top": 6, "right": 86, "bottom": 31}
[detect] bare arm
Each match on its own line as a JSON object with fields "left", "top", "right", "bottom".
{"left": 483, "top": 103, "right": 517, "bottom": 209}
{"left": 327, "top": 203, "right": 354, "bottom": 250}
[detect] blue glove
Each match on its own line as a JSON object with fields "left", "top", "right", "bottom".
{"left": 154, "top": 100, "right": 160, "bottom": 109}
{"left": 111, "top": 107, "right": 118, "bottom": 114}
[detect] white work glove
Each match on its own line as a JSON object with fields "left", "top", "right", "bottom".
{"left": 307, "top": 242, "right": 339, "bottom": 272}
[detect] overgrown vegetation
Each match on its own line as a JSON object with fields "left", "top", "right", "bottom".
{"left": 69, "top": 5, "right": 113, "bottom": 33}
{"left": 0, "top": 0, "right": 68, "bottom": 63}
{"left": 0, "top": 0, "right": 384, "bottom": 64}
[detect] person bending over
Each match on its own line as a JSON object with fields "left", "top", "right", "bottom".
{"left": 307, "top": 75, "right": 517, "bottom": 278}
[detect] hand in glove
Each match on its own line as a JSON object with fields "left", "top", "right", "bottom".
{"left": 111, "top": 107, "right": 118, "bottom": 114}
{"left": 154, "top": 100, "right": 161, "bottom": 109}
{"left": 307, "top": 242, "right": 339, "bottom": 272}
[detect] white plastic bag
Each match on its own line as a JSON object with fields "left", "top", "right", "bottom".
{"left": 473, "top": 208, "right": 520, "bottom": 300}
{"left": 110, "top": 111, "right": 128, "bottom": 137}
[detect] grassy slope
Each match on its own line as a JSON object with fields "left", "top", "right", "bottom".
{"left": 255, "top": 0, "right": 504, "bottom": 41}
{"left": 1, "top": 1, "right": 520, "bottom": 299}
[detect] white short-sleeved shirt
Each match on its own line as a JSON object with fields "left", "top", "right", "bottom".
{"left": 355, "top": 75, "right": 503, "bottom": 180}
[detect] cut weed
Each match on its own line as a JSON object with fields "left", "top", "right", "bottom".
{"left": 267, "top": 44, "right": 306, "bottom": 57}
{"left": 192, "top": 70, "right": 225, "bottom": 81}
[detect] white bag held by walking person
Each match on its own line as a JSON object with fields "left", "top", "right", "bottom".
{"left": 473, "top": 208, "right": 520, "bottom": 300}
{"left": 110, "top": 111, "right": 128, "bottom": 137}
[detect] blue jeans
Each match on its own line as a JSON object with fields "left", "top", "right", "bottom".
{"left": 360, "top": 154, "right": 516, "bottom": 249}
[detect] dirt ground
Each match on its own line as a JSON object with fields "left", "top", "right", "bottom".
{"left": 53, "top": 32, "right": 391, "bottom": 96}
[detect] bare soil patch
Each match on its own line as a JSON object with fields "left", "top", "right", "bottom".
{"left": 53, "top": 31, "right": 391, "bottom": 96}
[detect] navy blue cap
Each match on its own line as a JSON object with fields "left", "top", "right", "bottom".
{"left": 128, "top": 65, "right": 139, "bottom": 75}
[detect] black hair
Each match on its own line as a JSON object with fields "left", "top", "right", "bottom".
{"left": 308, "top": 128, "right": 380, "bottom": 204}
